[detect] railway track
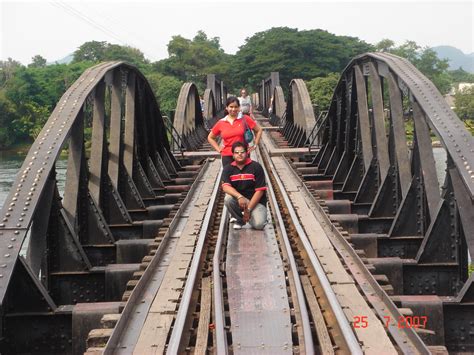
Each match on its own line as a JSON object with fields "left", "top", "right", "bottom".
{"left": 84, "top": 114, "right": 445, "bottom": 354}
{"left": 2, "top": 54, "right": 470, "bottom": 354}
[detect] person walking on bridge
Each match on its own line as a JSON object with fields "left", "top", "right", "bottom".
{"left": 208, "top": 96, "right": 262, "bottom": 166}
{"left": 221, "top": 141, "right": 267, "bottom": 230}
{"left": 238, "top": 88, "right": 255, "bottom": 120}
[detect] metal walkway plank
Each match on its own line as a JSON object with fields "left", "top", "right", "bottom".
{"left": 226, "top": 226, "right": 292, "bottom": 354}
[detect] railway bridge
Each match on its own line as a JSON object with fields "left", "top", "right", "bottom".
{"left": 0, "top": 53, "right": 473, "bottom": 354}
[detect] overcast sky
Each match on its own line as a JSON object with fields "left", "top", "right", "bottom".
{"left": 1, "top": 0, "right": 473, "bottom": 65}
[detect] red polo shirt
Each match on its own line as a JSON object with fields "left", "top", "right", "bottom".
{"left": 211, "top": 115, "right": 256, "bottom": 156}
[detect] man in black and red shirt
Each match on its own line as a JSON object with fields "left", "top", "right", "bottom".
{"left": 221, "top": 142, "right": 267, "bottom": 230}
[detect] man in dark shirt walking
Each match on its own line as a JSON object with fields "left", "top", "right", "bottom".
{"left": 221, "top": 142, "right": 267, "bottom": 230}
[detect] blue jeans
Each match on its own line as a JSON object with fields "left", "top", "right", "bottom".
{"left": 224, "top": 194, "right": 267, "bottom": 230}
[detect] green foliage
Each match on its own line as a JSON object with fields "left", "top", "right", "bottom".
{"left": 233, "top": 27, "right": 373, "bottom": 91}
{"left": 3, "top": 31, "right": 471, "bottom": 150}
{"left": 454, "top": 87, "right": 474, "bottom": 120}
{"left": 28, "top": 55, "right": 47, "bottom": 68}
{"left": 146, "top": 73, "right": 183, "bottom": 117}
{"left": 449, "top": 68, "right": 474, "bottom": 83}
{"left": 72, "top": 41, "right": 108, "bottom": 62}
{"left": 306, "top": 73, "right": 340, "bottom": 111}
{"left": 0, "top": 91, "right": 19, "bottom": 148}
{"left": 375, "top": 39, "right": 452, "bottom": 94}
{"left": 0, "top": 58, "right": 23, "bottom": 87}
{"left": 1, "top": 62, "right": 91, "bottom": 145}
{"left": 154, "top": 31, "right": 232, "bottom": 93}
{"left": 72, "top": 41, "right": 149, "bottom": 69}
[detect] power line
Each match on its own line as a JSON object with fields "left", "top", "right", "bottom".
{"left": 50, "top": 1, "right": 130, "bottom": 47}
{"left": 76, "top": 2, "right": 151, "bottom": 51}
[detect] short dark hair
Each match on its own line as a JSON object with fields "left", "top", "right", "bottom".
{"left": 231, "top": 141, "right": 248, "bottom": 153}
{"left": 225, "top": 96, "right": 240, "bottom": 107}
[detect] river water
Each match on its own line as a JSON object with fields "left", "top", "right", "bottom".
{"left": 0, "top": 150, "right": 67, "bottom": 209}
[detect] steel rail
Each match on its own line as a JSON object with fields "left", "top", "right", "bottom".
{"left": 262, "top": 149, "right": 363, "bottom": 353}
{"left": 280, "top": 156, "right": 431, "bottom": 354}
{"left": 104, "top": 159, "right": 211, "bottom": 354}
{"left": 256, "top": 147, "right": 315, "bottom": 354}
{"left": 212, "top": 205, "right": 230, "bottom": 355}
{"left": 166, "top": 168, "right": 223, "bottom": 354}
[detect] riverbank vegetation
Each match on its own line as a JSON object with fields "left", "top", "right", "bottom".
{"left": 1, "top": 28, "right": 473, "bottom": 150}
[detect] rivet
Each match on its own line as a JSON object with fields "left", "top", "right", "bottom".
{"left": 4, "top": 254, "right": 10, "bottom": 258}
{"left": 10, "top": 238, "right": 16, "bottom": 242}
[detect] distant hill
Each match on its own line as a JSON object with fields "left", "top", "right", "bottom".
{"left": 47, "top": 54, "right": 73, "bottom": 65}
{"left": 431, "top": 46, "right": 474, "bottom": 73}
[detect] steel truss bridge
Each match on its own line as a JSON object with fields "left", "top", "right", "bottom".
{"left": 0, "top": 53, "right": 473, "bottom": 354}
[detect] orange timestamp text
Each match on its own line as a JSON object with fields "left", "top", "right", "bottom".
{"left": 353, "top": 315, "right": 428, "bottom": 329}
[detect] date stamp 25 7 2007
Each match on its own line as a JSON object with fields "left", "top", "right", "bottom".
{"left": 353, "top": 315, "right": 428, "bottom": 329}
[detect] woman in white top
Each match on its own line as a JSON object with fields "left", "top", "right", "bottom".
{"left": 238, "top": 88, "right": 255, "bottom": 120}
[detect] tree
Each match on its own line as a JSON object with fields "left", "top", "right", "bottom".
{"left": 374, "top": 40, "right": 452, "bottom": 94}
{"left": 0, "top": 58, "right": 23, "bottom": 86}
{"left": 306, "top": 73, "right": 340, "bottom": 111}
{"left": 454, "top": 86, "right": 474, "bottom": 120}
{"left": 146, "top": 73, "right": 183, "bottom": 116}
{"left": 28, "top": 55, "right": 47, "bottom": 68}
{"left": 104, "top": 44, "right": 148, "bottom": 68}
{"left": 449, "top": 68, "right": 474, "bottom": 84}
{"left": 72, "top": 41, "right": 108, "bottom": 62}
{"left": 154, "top": 31, "right": 232, "bottom": 91}
{"left": 375, "top": 39, "right": 395, "bottom": 52}
{"left": 233, "top": 27, "right": 373, "bottom": 91}
{"left": 0, "top": 91, "right": 18, "bottom": 148}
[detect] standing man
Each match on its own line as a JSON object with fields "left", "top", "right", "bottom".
{"left": 222, "top": 142, "right": 267, "bottom": 230}
{"left": 238, "top": 88, "right": 255, "bottom": 120}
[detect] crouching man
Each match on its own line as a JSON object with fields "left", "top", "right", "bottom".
{"left": 221, "top": 141, "right": 267, "bottom": 230}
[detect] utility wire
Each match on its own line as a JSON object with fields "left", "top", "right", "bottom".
{"left": 77, "top": 2, "right": 151, "bottom": 52}
{"left": 50, "top": 1, "right": 131, "bottom": 47}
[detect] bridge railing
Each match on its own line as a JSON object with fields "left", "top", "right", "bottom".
{"left": 0, "top": 62, "right": 182, "bottom": 331}
{"left": 206, "top": 74, "right": 227, "bottom": 114}
{"left": 173, "top": 83, "right": 209, "bottom": 150}
{"left": 307, "top": 110, "right": 328, "bottom": 153}
{"left": 163, "top": 114, "right": 185, "bottom": 156}
{"left": 203, "top": 88, "right": 219, "bottom": 129}
{"left": 258, "top": 72, "right": 280, "bottom": 115}
{"left": 312, "top": 52, "right": 474, "bottom": 295}
{"left": 268, "top": 85, "right": 286, "bottom": 127}
{"left": 279, "top": 79, "right": 317, "bottom": 147}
